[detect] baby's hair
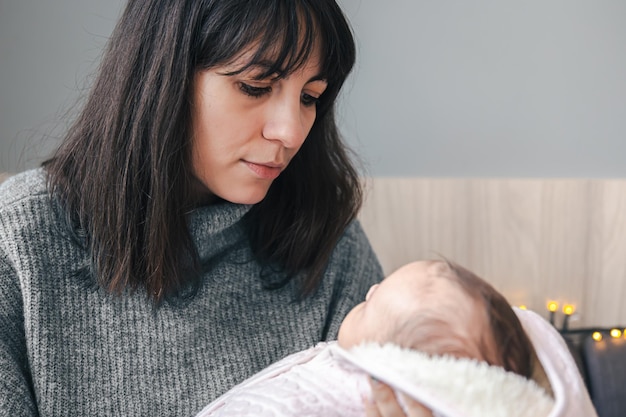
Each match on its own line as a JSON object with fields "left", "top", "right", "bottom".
{"left": 391, "top": 259, "right": 552, "bottom": 394}
{"left": 445, "top": 261, "right": 553, "bottom": 395}
{"left": 444, "top": 261, "right": 534, "bottom": 377}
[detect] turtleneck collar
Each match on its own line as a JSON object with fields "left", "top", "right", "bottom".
{"left": 186, "top": 202, "right": 252, "bottom": 262}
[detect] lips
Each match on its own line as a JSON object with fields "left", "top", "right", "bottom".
{"left": 243, "top": 161, "right": 284, "bottom": 180}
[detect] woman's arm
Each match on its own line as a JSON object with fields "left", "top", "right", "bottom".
{"left": 0, "top": 248, "right": 38, "bottom": 416}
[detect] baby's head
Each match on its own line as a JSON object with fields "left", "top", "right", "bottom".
{"left": 338, "top": 260, "right": 536, "bottom": 379}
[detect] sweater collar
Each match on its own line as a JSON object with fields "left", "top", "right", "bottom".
{"left": 186, "top": 202, "right": 252, "bottom": 261}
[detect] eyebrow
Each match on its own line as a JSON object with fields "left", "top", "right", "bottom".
{"left": 307, "top": 75, "right": 328, "bottom": 85}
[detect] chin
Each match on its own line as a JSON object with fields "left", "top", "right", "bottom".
{"left": 222, "top": 187, "right": 270, "bottom": 205}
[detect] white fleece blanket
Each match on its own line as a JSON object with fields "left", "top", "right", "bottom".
{"left": 195, "top": 308, "right": 597, "bottom": 417}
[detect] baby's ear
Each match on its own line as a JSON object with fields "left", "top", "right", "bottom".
{"left": 530, "top": 351, "right": 554, "bottom": 398}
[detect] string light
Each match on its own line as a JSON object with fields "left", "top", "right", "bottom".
{"left": 547, "top": 301, "right": 558, "bottom": 325}
{"left": 536, "top": 299, "right": 625, "bottom": 342}
{"left": 560, "top": 304, "right": 576, "bottom": 331}
{"left": 563, "top": 304, "right": 576, "bottom": 315}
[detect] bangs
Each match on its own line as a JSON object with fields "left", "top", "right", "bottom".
{"left": 196, "top": 0, "right": 355, "bottom": 98}
{"left": 233, "top": 3, "right": 319, "bottom": 79}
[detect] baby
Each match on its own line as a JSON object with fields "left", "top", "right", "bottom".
{"left": 338, "top": 260, "right": 541, "bottom": 380}
{"left": 196, "top": 260, "right": 594, "bottom": 417}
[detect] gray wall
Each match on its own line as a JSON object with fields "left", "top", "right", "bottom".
{"left": 0, "top": 0, "right": 124, "bottom": 173}
{"left": 2, "top": 1, "right": 626, "bottom": 177}
{"left": 338, "top": 0, "right": 626, "bottom": 177}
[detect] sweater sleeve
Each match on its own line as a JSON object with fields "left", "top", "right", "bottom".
{"left": 0, "top": 247, "right": 38, "bottom": 417}
{"left": 322, "top": 220, "right": 384, "bottom": 340}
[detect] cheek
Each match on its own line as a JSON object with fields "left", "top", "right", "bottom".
{"left": 296, "top": 106, "right": 317, "bottom": 137}
{"left": 365, "top": 284, "right": 379, "bottom": 301}
{"left": 190, "top": 127, "right": 214, "bottom": 180}
{"left": 190, "top": 105, "right": 236, "bottom": 176}
{"left": 337, "top": 304, "right": 364, "bottom": 348}
{"left": 190, "top": 103, "right": 211, "bottom": 172}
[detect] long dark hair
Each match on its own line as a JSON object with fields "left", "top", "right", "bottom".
{"left": 44, "top": 0, "right": 359, "bottom": 302}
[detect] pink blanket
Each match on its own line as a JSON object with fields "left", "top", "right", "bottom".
{"left": 195, "top": 309, "right": 597, "bottom": 417}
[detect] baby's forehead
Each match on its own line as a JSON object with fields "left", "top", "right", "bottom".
{"left": 407, "top": 264, "right": 488, "bottom": 328}
{"left": 416, "top": 278, "right": 478, "bottom": 318}
{"left": 401, "top": 261, "right": 466, "bottom": 295}
{"left": 396, "top": 260, "right": 456, "bottom": 282}
{"left": 385, "top": 260, "right": 484, "bottom": 324}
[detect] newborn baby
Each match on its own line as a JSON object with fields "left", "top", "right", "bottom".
{"left": 196, "top": 260, "right": 596, "bottom": 417}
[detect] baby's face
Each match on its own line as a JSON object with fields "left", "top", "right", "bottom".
{"left": 337, "top": 260, "right": 487, "bottom": 359}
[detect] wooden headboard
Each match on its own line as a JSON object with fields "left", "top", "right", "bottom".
{"left": 2, "top": 173, "right": 622, "bottom": 327}
{"left": 359, "top": 177, "right": 626, "bottom": 328}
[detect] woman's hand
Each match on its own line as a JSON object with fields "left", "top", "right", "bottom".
{"left": 365, "top": 377, "right": 434, "bottom": 417}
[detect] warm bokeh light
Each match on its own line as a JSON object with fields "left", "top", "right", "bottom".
{"left": 592, "top": 332, "right": 603, "bottom": 342}
{"left": 518, "top": 305, "right": 527, "bottom": 310}
{"left": 610, "top": 329, "right": 622, "bottom": 338}
{"left": 547, "top": 301, "right": 559, "bottom": 312}
{"left": 562, "top": 304, "right": 575, "bottom": 315}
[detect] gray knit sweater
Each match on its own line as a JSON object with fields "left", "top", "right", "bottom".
{"left": 0, "top": 169, "right": 383, "bottom": 417}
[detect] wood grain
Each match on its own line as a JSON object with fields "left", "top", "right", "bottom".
{"left": 359, "top": 178, "right": 626, "bottom": 328}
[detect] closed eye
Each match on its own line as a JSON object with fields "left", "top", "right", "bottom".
{"left": 239, "top": 82, "right": 271, "bottom": 98}
{"left": 239, "top": 82, "right": 321, "bottom": 107}
{"left": 301, "top": 93, "right": 320, "bottom": 107}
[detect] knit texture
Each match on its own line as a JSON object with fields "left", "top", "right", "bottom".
{"left": 196, "top": 341, "right": 555, "bottom": 417}
{"left": 196, "top": 342, "right": 368, "bottom": 417}
{"left": 0, "top": 168, "right": 384, "bottom": 417}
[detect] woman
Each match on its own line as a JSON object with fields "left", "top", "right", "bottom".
{"left": 0, "top": 0, "right": 399, "bottom": 415}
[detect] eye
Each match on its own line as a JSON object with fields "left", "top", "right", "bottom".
{"left": 239, "top": 82, "right": 271, "bottom": 98}
{"left": 301, "top": 92, "right": 320, "bottom": 107}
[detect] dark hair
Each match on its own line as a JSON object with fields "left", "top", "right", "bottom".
{"left": 446, "top": 261, "right": 535, "bottom": 379}
{"left": 44, "top": 0, "right": 359, "bottom": 302}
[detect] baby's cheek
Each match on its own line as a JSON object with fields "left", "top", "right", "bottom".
{"left": 337, "top": 306, "right": 364, "bottom": 348}
{"left": 336, "top": 322, "right": 352, "bottom": 348}
{"left": 365, "top": 284, "right": 379, "bottom": 301}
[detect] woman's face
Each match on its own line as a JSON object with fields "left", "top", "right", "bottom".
{"left": 190, "top": 50, "right": 328, "bottom": 205}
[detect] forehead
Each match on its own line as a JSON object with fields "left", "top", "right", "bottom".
{"left": 394, "top": 264, "right": 490, "bottom": 349}
{"left": 384, "top": 261, "right": 450, "bottom": 291}
{"left": 381, "top": 261, "right": 478, "bottom": 318}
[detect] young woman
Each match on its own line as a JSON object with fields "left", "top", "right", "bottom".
{"left": 0, "top": 1, "right": 396, "bottom": 415}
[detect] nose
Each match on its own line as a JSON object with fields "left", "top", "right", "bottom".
{"left": 262, "top": 96, "right": 309, "bottom": 149}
